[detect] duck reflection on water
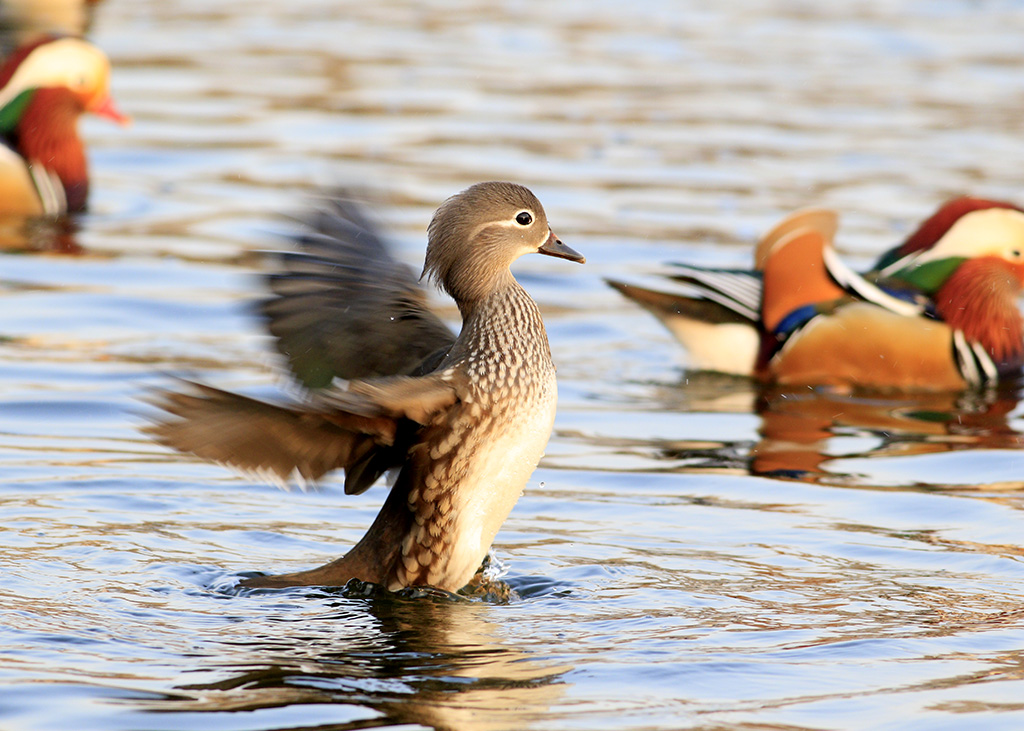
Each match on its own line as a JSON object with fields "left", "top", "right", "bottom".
{"left": 567, "top": 373, "right": 1024, "bottom": 486}
{"left": 749, "top": 382, "right": 1023, "bottom": 480}
{"left": 133, "top": 584, "right": 570, "bottom": 731}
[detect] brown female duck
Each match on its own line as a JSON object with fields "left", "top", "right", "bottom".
{"left": 149, "top": 182, "right": 585, "bottom": 592}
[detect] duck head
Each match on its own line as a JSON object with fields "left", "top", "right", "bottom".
{"left": 892, "top": 206, "right": 1024, "bottom": 365}
{"left": 0, "top": 36, "right": 129, "bottom": 127}
{"left": 423, "top": 181, "right": 584, "bottom": 304}
{"left": 890, "top": 207, "right": 1024, "bottom": 294}
{"left": 878, "top": 196, "right": 1023, "bottom": 272}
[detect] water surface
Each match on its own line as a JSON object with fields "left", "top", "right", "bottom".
{"left": 3, "top": 1, "right": 1024, "bottom": 729}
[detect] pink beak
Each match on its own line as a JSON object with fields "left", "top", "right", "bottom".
{"left": 90, "top": 94, "right": 131, "bottom": 126}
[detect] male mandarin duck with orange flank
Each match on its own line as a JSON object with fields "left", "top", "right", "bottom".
{"left": 608, "top": 197, "right": 1024, "bottom": 391}
{"left": 0, "top": 35, "right": 128, "bottom": 217}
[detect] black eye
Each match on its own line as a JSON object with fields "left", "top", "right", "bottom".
{"left": 515, "top": 211, "right": 533, "bottom": 226}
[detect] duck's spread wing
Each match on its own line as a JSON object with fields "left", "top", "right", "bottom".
{"left": 144, "top": 381, "right": 399, "bottom": 486}
{"left": 314, "top": 369, "right": 470, "bottom": 426}
{"left": 262, "top": 193, "right": 456, "bottom": 388}
{"left": 146, "top": 371, "right": 469, "bottom": 494}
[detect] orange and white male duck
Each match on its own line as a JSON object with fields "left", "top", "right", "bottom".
{"left": 0, "top": 35, "right": 128, "bottom": 217}
{"left": 608, "top": 197, "right": 1024, "bottom": 391}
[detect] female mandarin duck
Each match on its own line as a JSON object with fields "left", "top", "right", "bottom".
{"left": 608, "top": 197, "right": 1024, "bottom": 390}
{"left": 0, "top": 36, "right": 128, "bottom": 216}
{"left": 148, "top": 182, "right": 585, "bottom": 591}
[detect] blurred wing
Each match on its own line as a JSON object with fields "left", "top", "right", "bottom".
{"left": 262, "top": 193, "right": 456, "bottom": 388}
{"left": 144, "top": 382, "right": 400, "bottom": 488}
{"left": 315, "top": 369, "right": 468, "bottom": 426}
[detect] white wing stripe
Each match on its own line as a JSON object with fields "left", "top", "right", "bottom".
{"left": 953, "top": 330, "right": 981, "bottom": 386}
{"left": 822, "top": 246, "right": 922, "bottom": 317}
{"left": 29, "top": 164, "right": 67, "bottom": 216}
{"left": 971, "top": 341, "right": 999, "bottom": 384}
{"left": 669, "top": 265, "right": 762, "bottom": 319}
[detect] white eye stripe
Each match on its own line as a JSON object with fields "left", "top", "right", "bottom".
{"left": 466, "top": 213, "right": 542, "bottom": 241}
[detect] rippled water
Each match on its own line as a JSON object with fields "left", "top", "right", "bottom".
{"left": 3, "top": 1, "right": 1024, "bottom": 729}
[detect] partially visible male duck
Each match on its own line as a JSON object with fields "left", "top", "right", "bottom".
{"left": 608, "top": 197, "right": 1024, "bottom": 390}
{"left": 0, "top": 0, "right": 103, "bottom": 54}
{"left": 147, "top": 183, "right": 585, "bottom": 592}
{"left": 0, "top": 35, "right": 128, "bottom": 217}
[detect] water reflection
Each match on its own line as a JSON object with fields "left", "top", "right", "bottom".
{"left": 144, "top": 585, "right": 569, "bottom": 730}
{"left": 633, "top": 375, "right": 1024, "bottom": 486}
{"left": 752, "top": 384, "right": 1024, "bottom": 481}
{"left": 0, "top": 217, "right": 84, "bottom": 253}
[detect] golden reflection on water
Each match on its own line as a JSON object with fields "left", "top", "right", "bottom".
{"left": 592, "top": 374, "right": 1024, "bottom": 490}
{"left": 144, "top": 590, "right": 569, "bottom": 731}
{"left": 752, "top": 385, "right": 1024, "bottom": 483}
